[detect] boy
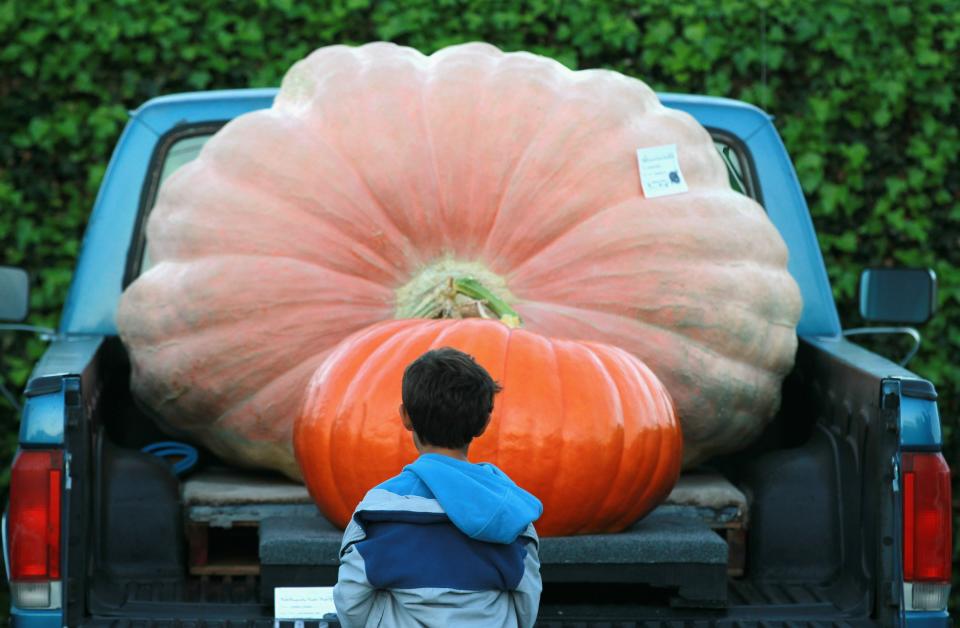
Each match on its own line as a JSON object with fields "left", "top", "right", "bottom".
{"left": 333, "top": 347, "right": 544, "bottom": 627}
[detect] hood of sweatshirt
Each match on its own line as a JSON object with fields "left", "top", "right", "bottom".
{"left": 400, "top": 453, "right": 542, "bottom": 544}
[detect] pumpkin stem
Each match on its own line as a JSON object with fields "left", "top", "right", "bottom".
{"left": 395, "top": 257, "right": 520, "bottom": 326}
{"left": 400, "top": 275, "right": 522, "bottom": 328}
{"left": 451, "top": 277, "right": 522, "bottom": 328}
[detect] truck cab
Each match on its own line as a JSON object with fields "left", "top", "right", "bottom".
{"left": 2, "top": 89, "right": 952, "bottom": 627}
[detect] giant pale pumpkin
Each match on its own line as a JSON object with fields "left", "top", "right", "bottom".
{"left": 294, "top": 317, "right": 682, "bottom": 536}
{"left": 117, "top": 42, "right": 802, "bottom": 479}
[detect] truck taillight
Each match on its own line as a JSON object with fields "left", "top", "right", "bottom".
{"left": 901, "top": 451, "right": 951, "bottom": 611}
{"left": 7, "top": 449, "right": 63, "bottom": 609}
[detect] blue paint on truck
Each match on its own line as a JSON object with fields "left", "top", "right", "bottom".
{"left": 10, "top": 608, "right": 62, "bottom": 628}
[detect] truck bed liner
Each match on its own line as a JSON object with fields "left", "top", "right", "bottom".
{"left": 82, "top": 459, "right": 874, "bottom": 626}
{"left": 81, "top": 577, "right": 876, "bottom": 628}
{"left": 259, "top": 510, "right": 729, "bottom": 607}
{"left": 83, "top": 620, "right": 874, "bottom": 628}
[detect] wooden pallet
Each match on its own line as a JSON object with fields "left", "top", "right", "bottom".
{"left": 181, "top": 467, "right": 749, "bottom": 577}
{"left": 183, "top": 468, "right": 316, "bottom": 576}
{"left": 655, "top": 472, "right": 750, "bottom": 576}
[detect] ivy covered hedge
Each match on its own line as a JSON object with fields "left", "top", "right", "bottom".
{"left": 1, "top": 0, "right": 957, "bottom": 607}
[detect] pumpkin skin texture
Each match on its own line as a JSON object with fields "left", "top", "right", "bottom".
{"left": 293, "top": 318, "right": 682, "bottom": 536}
{"left": 117, "top": 42, "right": 802, "bottom": 478}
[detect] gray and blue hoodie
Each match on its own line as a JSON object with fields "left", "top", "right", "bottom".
{"left": 333, "top": 454, "right": 544, "bottom": 627}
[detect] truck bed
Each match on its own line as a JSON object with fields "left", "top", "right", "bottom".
{"left": 83, "top": 568, "right": 873, "bottom": 627}
{"left": 61, "top": 336, "right": 899, "bottom": 626}
{"left": 83, "top": 460, "right": 873, "bottom": 626}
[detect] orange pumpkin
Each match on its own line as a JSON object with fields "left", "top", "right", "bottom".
{"left": 293, "top": 318, "right": 682, "bottom": 536}
{"left": 118, "top": 42, "right": 801, "bottom": 479}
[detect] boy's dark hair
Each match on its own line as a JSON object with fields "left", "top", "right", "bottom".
{"left": 401, "top": 347, "right": 502, "bottom": 449}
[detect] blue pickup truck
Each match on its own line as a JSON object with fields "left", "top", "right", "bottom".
{"left": 1, "top": 90, "right": 952, "bottom": 627}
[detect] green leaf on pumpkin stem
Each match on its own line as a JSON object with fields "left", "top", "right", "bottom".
{"left": 452, "top": 277, "right": 522, "bottom": 327}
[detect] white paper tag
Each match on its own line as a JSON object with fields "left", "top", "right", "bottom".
{"left": 274, "top": 586, "right": 337, "bottom": 620}
{"left": 636, "top": 144, "right": 688, "bottom": 198}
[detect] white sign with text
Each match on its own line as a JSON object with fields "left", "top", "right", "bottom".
{"left": 274, "top": 586, "right": 337, "bottom": 620}
{"left": 636, "top": 144, "right": 688, "bottom": 198}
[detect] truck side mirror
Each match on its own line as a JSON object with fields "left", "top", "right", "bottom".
{"left": 0, "top": 266, "right": 29, "bottom": 322}
{"left": 859, "top": 267, "right": 937, "bottom": 325}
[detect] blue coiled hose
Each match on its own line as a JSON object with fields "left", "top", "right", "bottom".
{"left": 142, "top": 441, "right": 199, "bottom": 476}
